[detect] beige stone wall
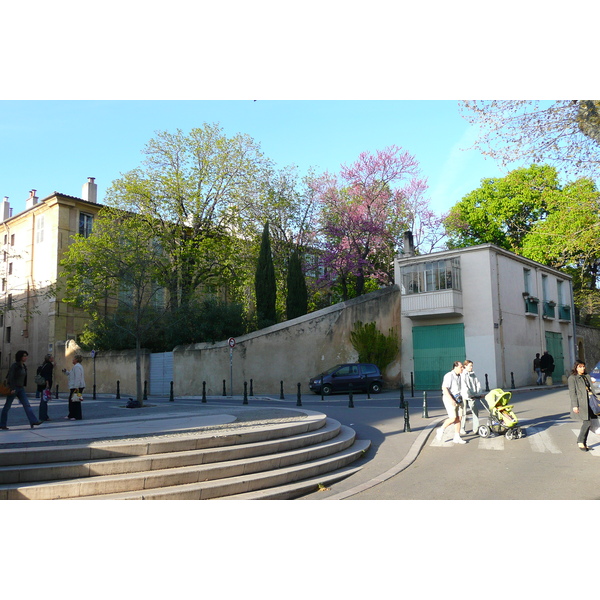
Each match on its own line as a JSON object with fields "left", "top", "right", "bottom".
{"left": 174, "top": 285, "right": 402, "bottom": 397}
{"left": 55, "top": 347, "right": 151, "bottom": 397}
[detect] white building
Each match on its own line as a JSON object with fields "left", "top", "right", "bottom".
{"left": 394, "top": 238, "right": 576, "bottom": 391}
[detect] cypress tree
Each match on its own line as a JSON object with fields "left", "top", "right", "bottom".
{"left": 286, "top": 249, "right": 308, "bottom": 320}
{"left": 255, "top": 222, "right": 277, "bottom": 327}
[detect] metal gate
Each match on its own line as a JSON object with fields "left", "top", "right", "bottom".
{"left": 412, "top": 323, "right": 466, "bottom": 390}
{"left": 149, "top": 352, "right": 173, "bottom": 396}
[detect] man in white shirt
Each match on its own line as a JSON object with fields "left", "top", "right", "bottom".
{"left": 435, "top": 361, "right": 466, "bottom": 444}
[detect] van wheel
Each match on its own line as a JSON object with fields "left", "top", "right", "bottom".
{"left": 369, "top": 382, "right": 382, "bottom": 394}
{"left": 321, "top": 384, "right": 332, "bottom": 396}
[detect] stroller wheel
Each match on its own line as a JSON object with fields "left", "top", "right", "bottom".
{"left": 505, "top": 429, "right": 514, "bottom": 441}
{"left": 517, "top": 428, "right": 526, "bottom": 438}
{"left": 478, "top": 425, "right": 490, "bottom": 438}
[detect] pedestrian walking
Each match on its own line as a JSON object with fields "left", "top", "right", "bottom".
{"left": 37, "top": 354, "right": 54, "bottom": 421}
{"left": 540, "top": 350, "right": 555, "bottom": 384}
{"left": 63, "top": 355, "right": 85, "bottom": 421}
{"left": 533, "top": 353, "right": 543, "bottom": 385}
{"left": 436, "top": 361, "right": 466, "bottom": 444}
{"left": 568, "top": 360, "right": 596, "bottom": 452}
{"left": 460, "top": 359, "right": 481, "bottom": 434}
{"left": 0, "top": 350, "right": 43, "bottom": 430}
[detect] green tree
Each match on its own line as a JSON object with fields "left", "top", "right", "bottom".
{"left": 59, "top": 208, "right": 170, "bottom": 405}
{"left": 255, "top": 222, "right": 277, "bottom": 328}
{"left": 444, "top": 164, "right": 559, "bottom": 252}
{"left": 350, "top": 321, "right": 399, "bottom": 373}
{"left": 105, "top": 124, "right": 272, "bottom": 311}
{"left": 286, "top": 249, "right": 308, "bottom": 320}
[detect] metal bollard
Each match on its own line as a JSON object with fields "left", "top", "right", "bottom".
{"left": 143, "top": 380, "right": 148, "bottom": 402}
{"left": 511, "top": 372, "right": 515, "bottom": 389}
{"left": 223, "top": 379, "right": 227, "bottom": 396}
{"left": 169, "top": 381, "right": 174, "bottom": 402}
{"left": 403, "top": 397, "right": 411, "bottom": 432}
{"left": 410, "top": 372, "right": 414, "bottom": 397}
{"left": 485, "top": 374, "right": 490, "bottom": 392}
{"left": 296, "top": 383, "right": 302, "bottom": 406}
{"left": 280, "top": 380, "right": 284, "bottom": 400}
{"left": 399, "top": 384, "right": 405, "bottom": 409}
{"left": 93, "top": 384, "right": 96, "bottom": 400}
{"left": 55, "top": 384, "right": 59, "bottom": 399}
{"left": 116, "top": 380, "right": 120, "bottom": 400}
{"left": 348, "top": 384, "right": 354, "bottom": 408}
{"left": 250, "top": 379, "right": 254, "bottom": 396}
{"left": 243, "top": 381, "right": 248, "bottom": 405}
{"left": 202, "top": 381, "right": 207, "bottom": 403}
{"left": 422, "top": 391, "right": 429, "bottom": 418}
{"left": 320, "top": 373, "right": 325, "bottom": 401}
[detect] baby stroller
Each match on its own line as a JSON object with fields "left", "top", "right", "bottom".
{"left": 477, "top": 388, "right": 525, "bottom": 440}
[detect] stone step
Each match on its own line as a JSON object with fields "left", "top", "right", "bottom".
{"left": 0, "top": 424, "right": 359, "bottom": 500}
{"left": 0, "top": 418, "right": 342, "bottom": 485}
{"left": 0, "top": 412, "right": 328, "bottom": 467}
{"left": 76, "top": 439, "right": 371, "bottom": 500}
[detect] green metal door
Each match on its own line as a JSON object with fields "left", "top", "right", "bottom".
{"left": 412, "top": 324, "right": 466, "bottom": 390}
{"left": 544, "top": 331, "right": 564, "bottom": 381}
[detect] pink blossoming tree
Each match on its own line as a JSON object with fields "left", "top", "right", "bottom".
{"left": 310, "top": 146, "right": 445, "bottom": 300}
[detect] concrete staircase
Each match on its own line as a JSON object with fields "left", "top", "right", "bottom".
{"left": 0, "top": 412, "right": 370, "bottom": 500}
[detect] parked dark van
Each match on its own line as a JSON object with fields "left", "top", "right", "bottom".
{"left": 309, "top": 363, "right": 383, "bottom": 395}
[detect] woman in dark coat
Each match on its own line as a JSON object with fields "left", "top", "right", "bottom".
{"left": 568, "top": 360, "right": 596, "bottom": 451}
{"left": 37, "top": 354, "right": 54, "bottom": 421}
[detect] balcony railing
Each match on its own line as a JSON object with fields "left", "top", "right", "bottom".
{"left": 543, "top": 301, "right": 556, "bottom": 319}
{"left": 524, "top": 297, "right": 539, "bottom": 315}
{"left": 401, "top": 289, "right": 463, "bottom": 318}
{"left": 558, "top": 304, "right": 571, "bottom": 321}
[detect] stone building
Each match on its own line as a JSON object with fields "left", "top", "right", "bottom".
{"left": 0, "top": 178, "right": 101, "bottom": 374}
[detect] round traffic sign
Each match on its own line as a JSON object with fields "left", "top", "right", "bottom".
{"left": 228, "top": 337, "right": 236, "bottom": 348}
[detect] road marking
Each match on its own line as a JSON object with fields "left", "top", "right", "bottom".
{"left": 571, "top": 429, "right": 600, "bottom": 456}
{"left": 478, "top": 436, "right": 504, "bottom": 450}
{"left": 528, "top": 426, "right": 561, "bottom": 453}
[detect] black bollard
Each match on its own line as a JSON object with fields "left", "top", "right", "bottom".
{"left": 411, "top": 372, "right": 414, "bottom": 397}
{"left": 223, "top": 379, "right": 227, "bottom": 396}
{"left": 399, "top": 384, "right": 405, "bottom": 409}
{"left": 250, "top": 379, "right": 254, "bottom": 396}
{"left": 485, "top": 374, "right": 490, "bottom": 392}
{"left": 116, "top": 380, "right": 120, "bottom": 400}
{"left": 511, "top": 372, "right": 515, "bottom": 389}
{"left": 93, "top": 384, "right": 96, "bottom": 400}
{"left": 320, "top": 373, "right": 325, "bottom": 401}
{"left": 143, "top": 380, "right": 148, "bottom": 402}
{"left": 403, "top": 397, "right": 411, "bottom": 432}
{"left": 243, "top": 381, "right": 248, "bottom": 405}
{"left": 202, "top": 381, "right": 207, "bottom": 403}
{"left": 55, "top": 384, "right": 59, "bottom": 399}
{"left": 422, "top": 391, "right": 429, "bottom": 418}
{"left": 169, "top": 381, "right": 174, "bottom": 402}
{"left": 348, "top": 384, "right": 354, "bottom": 408}
{"left": 296, "top": 383, "right": 302, "bottom": 406}
{"left": 280, "top": 380, "right": 284, "bottom": 400}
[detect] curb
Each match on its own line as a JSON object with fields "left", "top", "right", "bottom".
{"left": 323, "top": 416, "right": 446, "bottom": 500}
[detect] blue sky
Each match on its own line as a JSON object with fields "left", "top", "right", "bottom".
{"left": 0, "top": 100, "right": 508, "bottom": 217}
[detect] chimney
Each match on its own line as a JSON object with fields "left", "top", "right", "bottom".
{"left": 25, "top": 189, "right": 38, "bottom": 210}
{"left": 1, "top": 197, "right": 10, "bottom": 222}
{"left": 403, "top": 231, "right": 415, "bottom": 257}
{"left": 82, "top": 177, "right": 97, "bottom": 203}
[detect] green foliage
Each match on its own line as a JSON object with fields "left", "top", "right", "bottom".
{"left": 350, "top": 321, "right": 400, "bottom": 372}
{"left": 444, "top": 164, "right": 559, "bottom": 252}
{"left": 255, "top": 222, "right": 277, "bottom": 328}
{"left": 286, "top": 249, "right": 308, "bottom": 320}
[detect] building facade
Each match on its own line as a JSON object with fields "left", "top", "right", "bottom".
{"left": 0, "top": 178, "right": 101, "bottom": 374}
{"left": 394, "top": 240, "right": 577, "bottom": 391}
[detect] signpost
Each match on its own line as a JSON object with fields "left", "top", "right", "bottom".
{"left": 228, "top": 338, "right": 235, "bottom": 396}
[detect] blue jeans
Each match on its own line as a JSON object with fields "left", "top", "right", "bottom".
{"left": 1, "top": 387, "right": 38, "bottom": 427}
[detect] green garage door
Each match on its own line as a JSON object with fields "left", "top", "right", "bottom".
{"left": 413, "top": 323, "right": 466, "bottom": 390}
